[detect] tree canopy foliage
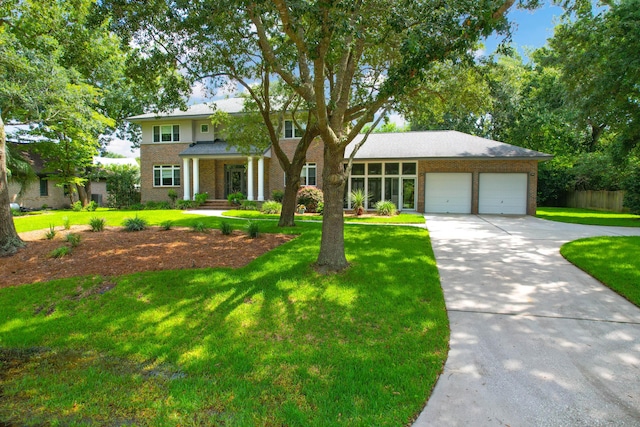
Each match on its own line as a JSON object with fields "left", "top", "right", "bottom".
{"left": 106, "top": 0, "right": 536, "bottom": 270}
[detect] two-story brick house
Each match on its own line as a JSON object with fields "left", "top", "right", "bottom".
{"left": 128, "top": 98, "right": 552, "bottom": 215}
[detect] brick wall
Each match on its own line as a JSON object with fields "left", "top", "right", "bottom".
{"left": 140, "top": 143, "right": 189, "bottom": 202}
{"left": 418, "top": 159, "right": 539, "bottom": 215}
{"left": 267, "top": 138, "right": 325, "bottom": 197}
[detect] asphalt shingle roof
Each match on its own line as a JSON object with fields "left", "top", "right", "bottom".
{"left": 128, "top": 98, "right": 245, "bottom": 121}
{"left": 179, "top": 140, "right": 267, "bottom": 157}
{"left": 346, "top": 130, "right": 552, "bottom": 160}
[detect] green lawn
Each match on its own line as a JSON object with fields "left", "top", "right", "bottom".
{"left": 561, "top": 236, "right": 640, "bottom": 308}
{"left": 223, "top": 209, "right": 426, "bottom": 224}
{"left": 1, "top": 210, "right": 447, "bottom": 426}
{"left": 536, "top": 207, "right": 640, "bottom": 227}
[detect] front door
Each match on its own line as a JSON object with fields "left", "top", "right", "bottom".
{"left": 225, "top": 164, "right": 246, "bottom": 197}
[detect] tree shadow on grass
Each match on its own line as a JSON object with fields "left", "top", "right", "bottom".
{"left": 0, "top": 223, "right": 447, "bottom": 426}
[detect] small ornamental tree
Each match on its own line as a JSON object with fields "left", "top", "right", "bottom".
{"left": 106, "top": 164, "right": 140, "bottom": 209}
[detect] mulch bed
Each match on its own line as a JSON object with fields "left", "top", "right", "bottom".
{"left": 0, "top": 226, "right": 294, "bottom": 288}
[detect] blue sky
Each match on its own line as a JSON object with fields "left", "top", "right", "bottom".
{"left": 108, "top": 3, "right": 567, "bottom": 156}
{"left": 482, "top": 2, "right": 565, "bottom": 59}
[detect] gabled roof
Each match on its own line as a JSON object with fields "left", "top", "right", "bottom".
{"left": 346, "top": 130, "right": 552, "bottom": 160}
{"left": 179, "top": 140, "right": 269, "bottom": 158}
{"left": 127, "top": 98, "right": 245, "bottom": 122}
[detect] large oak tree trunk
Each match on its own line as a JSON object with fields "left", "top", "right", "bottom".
{"left": 0, "top": 117, "right": 25, "bottom": 257}
{"left": 316, "top": 143, "right": 348, "bottom": 271}
{"left": 279, "top": 175, "right": 300, "bottom": 227}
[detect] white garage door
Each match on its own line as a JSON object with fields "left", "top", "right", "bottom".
{"left": 479, "top": 173, "right": 528, "bottom": 215}
{"left": 425, "top": 173, "right": 472, "bottom": 213}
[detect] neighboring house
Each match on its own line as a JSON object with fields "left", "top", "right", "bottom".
{"left": 128, "top": 99, "right": 552, "bottom": 215}
{"left": 6, "top": 125, "right": 137, "bottom": 209}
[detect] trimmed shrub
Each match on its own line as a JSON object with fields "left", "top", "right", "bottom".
{"left": 246, "top": 221, "right": 259, "bottom": 238}
{"left": 195, "top": 192, "right": 208, "bottom": 205}
{"left": 220, "top": 221, "right": 233, "bottom": 235}
{"left": 297, "top": 187, "right": 323, "bottom": 213}
{"left": 123, "top": 215, "right": 147, "bottom": 232}
{"left": 72, "top": 201, "right": 82, "bottom": 212}
{"left": 271, "top": 189, "right": 284, "bottom": 203}
{"left": 145, "top": 200, "right": 171, "bottom": 210}
{"left": 89, "top": 217, "right": 106, "bottom": 232}
{"left": 85, "top": 200, "right": 98, "bottom": 212}
{"left": 176, "top": 199, "right": 195, "bottom": 210}
{"left": 228, "top": 192, "right": 245, "bottom": 206}
{"left": 261, "top": 200, "right": 282, "bottom": 214}
{"left": 375, "top": 200, "right": 397, "bottom": 216}
{"left": 240, "top": 200, "right": 258, "bottom": 211}
{"left": 167, "top": 189, "right": 178, "bottom": 207}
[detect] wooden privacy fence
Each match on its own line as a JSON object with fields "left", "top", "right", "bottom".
{"left": 566, "top": 190, "right": 627, "bottom": 212}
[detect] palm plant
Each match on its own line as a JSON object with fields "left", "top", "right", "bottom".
{"left": 350, "top": 189, "right": 370, "bottom": 216}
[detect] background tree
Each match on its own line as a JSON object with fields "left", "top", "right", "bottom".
{"left": 106, "top": 0, "right": 540, "bottom": 271}
{"left": 0, "top": 0, "right": 162, "bottom": 256}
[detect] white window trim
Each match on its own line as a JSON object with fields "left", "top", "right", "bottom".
{"left": 283, "top": 162, "right": 317, "bottom": 186}
{"left": 283, "top": 119, "right": 304, "bottom": 139}
{"left": 301, "top": 162, "right": 317, "bottom": 186}
{"left": 153, "top": 124, "right": 180, "bottom": 143}
{"left": 345, "top": 161, "right": 417, "bottom": 210}
{"left": 153, "top": 164, "right": 181, "bottom": 187}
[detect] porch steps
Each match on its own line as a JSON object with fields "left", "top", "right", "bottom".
{"left": 195, "top": 199, "right": 231, "bottom": 210}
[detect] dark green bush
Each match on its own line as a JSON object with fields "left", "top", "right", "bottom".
{"left": 89, "top": 217, "right": 106, "bottom": 232}
{"left": 106, "top": 164, "right": 141, "bottom": 209}
{"left": 623, "top": 162, "right": 640, "bottom": 214}
{"left": 246, "top": 221, "right": 259, "bottom": 238}
{"left": 271, "top": 190, "right": 284, "bottom": 203}
{"left": 227, "top": 192, "right": 245, "bottom": 206}
{"left": 297, "top": 187, "right": 324, "bottom": 213}
{"left": 176, "top": 199, "right": 195, "bottom": 210}
{"left": 220, "top": 221, "right": 233, "bottom": 235}
{"left": 85, "top": 200, "right": 98, "bottom": 212}
{"left": 123, "top": 215, "right": 147, "bottom": 232}
{"left": 71, "top": 201, "right": 82, "bottom": 212}
{"left": 195, "top": 192, "right": 208, "bottom": 205}
{"left": 65, "top": 233, "right": 81, "bottom": 248}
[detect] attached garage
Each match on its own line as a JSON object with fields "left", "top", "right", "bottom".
{"left": 425, "top": 173, "right": 472, "bottom": 213}
{"left": 479, "top": 173, "right": 528, "bottom": 215}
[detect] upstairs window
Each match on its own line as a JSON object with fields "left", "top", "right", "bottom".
{"left": 153, "top": 125, "right": 180, "bottom": 142}
{"left": 284, "top": 120, "right": 304, "bottom": 138}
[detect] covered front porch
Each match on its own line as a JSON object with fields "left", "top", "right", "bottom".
{"left": 179, "top": 141, "right": 269, "bottom": 202}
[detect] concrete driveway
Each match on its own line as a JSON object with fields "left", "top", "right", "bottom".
{"left": 414, "top": 215, "right": 640, "bottom": 426}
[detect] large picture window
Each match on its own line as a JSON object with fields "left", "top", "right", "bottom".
{"left": 153, "top": 125, "right": 180, "bottom": 142}
{"left": 153, "top": 165, "right": 181, "bottom": 187}
{"left": 284, "top": 120, "right": 304, "bottom": 138}
{"left": 345, "top": 161, "right": 417, "bottom": 211}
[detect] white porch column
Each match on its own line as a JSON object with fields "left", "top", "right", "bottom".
{"left": 183, "top": 157, "right": 191, "bottom": 200}
{"left": 257, "top": 157, "right": 265, "bottom": 201}
{"left": 193, "top": 157, "right": 200, "bottom": 196}
{"left": 247, "top": 156, "right": 254, "bottom": 201}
